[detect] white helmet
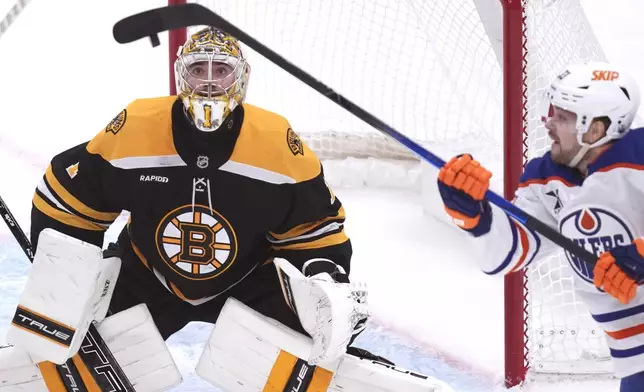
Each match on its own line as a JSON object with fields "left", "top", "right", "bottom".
{"left": 542, "top": 61, "right": 640, "bottom": 166}
{"left": 174, "top": 27, "right": 251, "bottom": 132}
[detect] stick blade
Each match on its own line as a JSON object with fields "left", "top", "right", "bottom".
{"left": 112, "top": 3, "right": 215, "bottom": 44}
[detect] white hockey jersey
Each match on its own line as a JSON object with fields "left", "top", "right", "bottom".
{"left": 468, "top": 127, "right": 644, "bottom": 378}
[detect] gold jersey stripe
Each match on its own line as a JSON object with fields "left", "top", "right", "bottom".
{"left": 33, "top": 193, "right": 105, "bottom": 231}
{"left": 269, "top": 207, "right": 346, "bottom": 241}
{"left": 131, "top": 239, "right": 152, "bottom": 270}
{"left": 271, "top": 231, "right": 349, "bottom": 251}
{"left": 37, "top": 362, "right": 68, "bottom": 391}
{"left": 44, "top": 166, "right": 120, "bottom": 223}
{"left": 263, "top": 350, "right": 298, "bottom": 391}
{"left": 71, "top": 354, "right": 102, "bottom": 392}
{"left": 169, "top": 281, "right": 194, "bottom": 301}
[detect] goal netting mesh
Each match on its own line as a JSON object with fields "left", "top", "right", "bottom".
{"left": 185, "top": 0, "right": 612, "bottom": 377}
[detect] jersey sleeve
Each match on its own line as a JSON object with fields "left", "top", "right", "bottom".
{"left": 465, "top": 154, "right": 575, "bottom": 275}
{"left": 268, "top": 166, "right": 352, "bottom": 273}
{"left": 30, "top": 129, "right": 126, "bottom": 250}
{"left": 467, "top": 188, "right": 543, "bottom": 275}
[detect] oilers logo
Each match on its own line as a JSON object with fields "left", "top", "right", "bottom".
{"left": 559, "top": 207, "right": 633, "bottom": 284}
{"left": 155, "top": 204, "right": 238, "bottom": 280}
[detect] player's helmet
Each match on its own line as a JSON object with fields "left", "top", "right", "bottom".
{"left": 174, "top": 27, "right": 251, "bottom": 132}
{"left": 541, "top": 61, "right": 640, "bottom": 166}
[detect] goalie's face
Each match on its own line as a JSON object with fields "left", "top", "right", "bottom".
{"left": 545, "top": 106, "right": 582, "bottom": 165}
{"left": 184, "top": 61, "right": 237, "bottom": 98}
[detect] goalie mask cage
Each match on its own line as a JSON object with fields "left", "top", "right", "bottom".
{"left": 167, "top": 0, "right": 612, "bottom": 387}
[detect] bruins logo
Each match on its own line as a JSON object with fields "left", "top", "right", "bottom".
{"left": 155, "top": 204, "right": 238, "bottom": 280}
{"left": 287, "top": 128, "right": 304, "bottom": 156}
{"left": 105, "top": 109, "right": 127, "bottom": 135}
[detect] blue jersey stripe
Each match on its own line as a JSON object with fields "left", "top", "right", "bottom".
{"left": 592, "top": 303, "right": 644, "bottom": 323}
{"left": 610, "top": 344, "right": 644, "bottom": 359}
{"left": 484, "top": 214, "right": 518, "bottom": 275}
{"left": 522, "top": 225, "right": 541, "bottom": 269}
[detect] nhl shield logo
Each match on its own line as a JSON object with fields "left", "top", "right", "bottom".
{"left": 197, "top": 155, "right": 209, "bottom": 169}
{"left": 155, "top": 204, "right": 238, "bottom": 280}
{"left": 559, "top": 207, "right": 633, "bottom": 284}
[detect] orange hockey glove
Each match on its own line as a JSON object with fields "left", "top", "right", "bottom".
{"left": 594, "top": 238, "right": 644, "bottom": 304}
{"left": 437, "top": 154, "right": 493, "bottom": 236}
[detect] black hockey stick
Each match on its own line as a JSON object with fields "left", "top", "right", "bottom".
{"left": 112, "top": 3, "right": 598, "bottom": 269}
{"left": 0, "top": 195, "right": 135, "bottom": 392}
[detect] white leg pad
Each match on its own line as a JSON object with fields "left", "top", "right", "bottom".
{"left": 0, "top": 345, "right": 47, "bottom": 391}
{"left": 0, "top": 304, "right": 182, "bottom": 392}
{"left": 196, "top": 297, "right": 454, "bottom": 392}
{"left": 93, "top": 303, "right": 182, "bottom": 392}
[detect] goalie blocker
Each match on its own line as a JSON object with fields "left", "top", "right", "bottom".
{"left": 6, "top": 228, "right": 120, "bottom": 365}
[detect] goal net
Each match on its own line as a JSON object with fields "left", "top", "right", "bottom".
{"left": 168, "top": 0, "right": 612, "bottom": 385}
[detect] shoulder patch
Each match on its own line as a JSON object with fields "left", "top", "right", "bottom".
{"left": 105, "top": 109, "right": 127, "bottom": 135}
{"left": 287, "top": 128, "right": 304, "bottom": 156}
{"left": 66, "top": 162, "right": 80, "bottom": 179}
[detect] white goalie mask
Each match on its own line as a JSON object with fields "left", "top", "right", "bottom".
{"left": 540, "top": 61, "right": 641, "bottom": 167}
{"left": 174, "top": 27, "right": 251, "bottom": 132}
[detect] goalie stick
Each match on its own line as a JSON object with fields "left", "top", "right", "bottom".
{"left": 112, "top": 3, "right": 599, "bottom": 270}
{"left": 0, "top": 194, "right": 135, "bottom": 392}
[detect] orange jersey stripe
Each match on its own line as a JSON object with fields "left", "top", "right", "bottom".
{"left": 606, "top": 323, "right": 644, "bottom": 340}
{"left": 510, "top": 221, "right": 530, "bottom": 273}
{"left": 596, "top": 162, "right": 644, "bottom": 174}
{"left": 518, "top": 175, "right": 576, "bottom": 188}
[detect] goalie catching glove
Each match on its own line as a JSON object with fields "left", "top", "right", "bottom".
{"left": 437, "top": 153, "right": 493, "bottom": 236}
{"left": 594, "top": 237, "right": 644, "bottom": 304}
{"left": 274, "top": 258, "right": 369, "bottom": 365}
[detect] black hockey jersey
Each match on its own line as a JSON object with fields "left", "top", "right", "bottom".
{"left": 30, "top": 96, "right": 351, "bottom": 303}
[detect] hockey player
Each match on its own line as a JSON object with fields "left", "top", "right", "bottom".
{"left": 15, "top": 26, "right": 373, "bottom": 376}
{"left": 437, "top": 61, "right": 644, "bottom": 390}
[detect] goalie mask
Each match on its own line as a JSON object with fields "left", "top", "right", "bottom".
{"left": 174, "top": 27, "right": 251, "bottom": 132}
